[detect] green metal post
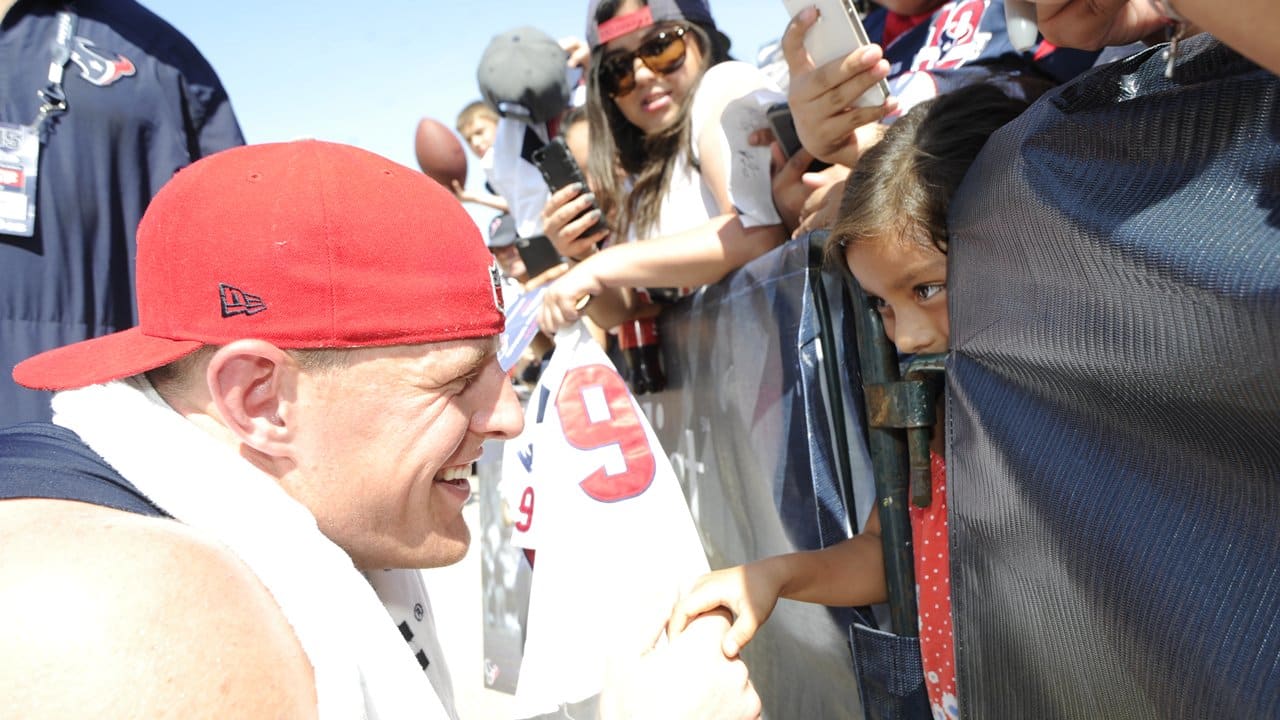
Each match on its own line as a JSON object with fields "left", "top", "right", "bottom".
{"left": 846, "top": 264, "right": 919, "bottom": 637}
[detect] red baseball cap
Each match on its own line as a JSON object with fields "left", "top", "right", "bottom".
{"left": 14, "top": 140, "right": 506, "bottom": 391}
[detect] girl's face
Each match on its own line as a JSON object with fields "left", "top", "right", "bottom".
{"left": 846, "top": 233, "right": 949, "bottom": 355}
{"left": 600, "top": 1, "right": 705, "bottom": 136}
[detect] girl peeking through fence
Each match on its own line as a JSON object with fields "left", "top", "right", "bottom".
{"left": 666, "top": 82, "right": 1040, "bottom": 720}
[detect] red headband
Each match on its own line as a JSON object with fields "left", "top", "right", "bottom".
{"left": 597, "top": 6, "right": 654, "bottom": 44}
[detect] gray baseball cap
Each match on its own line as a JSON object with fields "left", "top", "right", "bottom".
{"left": 477, "top": 26, "right": 571, "bottom": 125}
{"left": 487, "top": 212, "right": 518, "bottom": 249}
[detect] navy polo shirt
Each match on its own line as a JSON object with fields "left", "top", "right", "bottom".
{"left": 0, "top": 0, "right": 243, "bottom": 425}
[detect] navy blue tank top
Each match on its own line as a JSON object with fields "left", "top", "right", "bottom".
{"left": 0, "top": 422, "right": 168, "bottom": 517}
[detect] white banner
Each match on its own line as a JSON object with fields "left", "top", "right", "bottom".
{"left": 503, "top": 323, "right": 710, "bottom": 718}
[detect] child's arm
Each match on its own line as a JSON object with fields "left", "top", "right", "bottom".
{"left": 450, "top": 180, "right": 510, "bottom": 212}
{"left": 668, "top": 512, "right": 888, "bottom": 658}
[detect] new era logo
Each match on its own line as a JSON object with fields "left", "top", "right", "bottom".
{"left": 219, "top": 283, "right": 267, "bottom": 317}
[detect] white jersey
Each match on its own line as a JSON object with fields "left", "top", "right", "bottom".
{"left": 647, "top": 60, "right": 786, "bottom": 242}
{"left": 505, "top": 324, "right": 709, "bottom": 716}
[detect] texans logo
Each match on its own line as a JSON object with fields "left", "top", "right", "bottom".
{"left": 913, "top": 0, "right": 992, "bottom": 71}
{"left": 490, "top": 260, "right": 506, "bottom": 315}
{"left": 70, "top": 37, "right": 136, "bottom": 87}
{"left": 933, "top": 0, "right": 984, "bottom": 54}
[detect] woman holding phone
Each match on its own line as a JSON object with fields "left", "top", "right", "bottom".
{"left": 537, "top": 0, "right": 893, "bottom": 333}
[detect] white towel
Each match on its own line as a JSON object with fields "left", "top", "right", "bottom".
{"left": 53, "top": 377, "right": 455, "bottom": 720}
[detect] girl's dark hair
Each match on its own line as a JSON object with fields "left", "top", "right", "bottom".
{"left": 825, "top": 83, "right": 1036, "bottom": 269}
{"left": 585, "top": 0, "right": 731, "bottom": 241}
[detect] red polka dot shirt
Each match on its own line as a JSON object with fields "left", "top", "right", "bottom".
{"left": 910, "top": 452, "right": 959, "bottom": 719}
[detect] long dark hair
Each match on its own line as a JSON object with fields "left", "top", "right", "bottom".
{"left": 826, "top": 84, "right": 1037, "bottom": 268}
{"left": 585, "top": 0, "right": 730, "bottom": 241}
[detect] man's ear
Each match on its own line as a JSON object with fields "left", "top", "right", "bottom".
{"left": 205, "top": 340, "right": 299, "bottom": 457}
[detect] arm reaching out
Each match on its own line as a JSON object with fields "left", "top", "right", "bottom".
{"left": 667, "top": 559, "right": 789, "bottom": 658}
{"left": 537, "top": 213, "right": 783, "bottom": 334}
{"left": 668, "top": 511, "right": 889, "bottom": 658}
{"left": 450, "top": 180, "right": 510, "bottom": 212}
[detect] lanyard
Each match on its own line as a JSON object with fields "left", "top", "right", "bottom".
{"left": 33, "top": 9, "right": 77, "bottom": 142}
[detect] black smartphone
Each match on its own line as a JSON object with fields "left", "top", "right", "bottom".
{"left": 516, "top": 234, "right": 563, "bottom": 279}
{"left": 766, "top": 102, "right": 831, "bottom": 171}
{"left": 530, "top": 138, "right": 609, "bottom": 238}
{"left": 766, "top": 102, "right": 804, "bottom": 159}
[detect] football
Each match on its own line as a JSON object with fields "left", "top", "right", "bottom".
{"left": 413, "top": 116, "right": 468, "bottom": 189}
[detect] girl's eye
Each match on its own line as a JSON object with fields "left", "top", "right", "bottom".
{"left": 866, "top": 294, "right": 887, "bottom": 310}
{"left": 915, "top": 284, "right": 945, "bottom": 302}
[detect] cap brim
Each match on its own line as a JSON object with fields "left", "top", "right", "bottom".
{"left": 13, "top": 327, "right": 205, "bottom": 391}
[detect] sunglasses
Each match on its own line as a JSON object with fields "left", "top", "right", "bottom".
{"left": 600, "top": 25, "right": 690, "bottom": 98}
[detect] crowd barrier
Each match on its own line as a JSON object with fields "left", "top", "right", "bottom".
{"left": 479, "top": 234, "right": 878, "bottom": 719}
{"left": 639, "top": 234, "right": 876, "bottom": 719}
{"left": 482, "top": 112, "right": 1280, "bottom": 716}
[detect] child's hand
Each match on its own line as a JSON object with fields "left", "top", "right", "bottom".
{"left": 450, "top": 179, "right": 477, "bottom": 204}
{"left": 667, "top": 560, "right": 788, "bottom": 659}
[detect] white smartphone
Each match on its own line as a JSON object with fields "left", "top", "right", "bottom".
{"left": 781, "top": 0, "right": 890, "bottom": 108}
{"left": 1004, "top": 0, "right": 1039, "bottom": 51}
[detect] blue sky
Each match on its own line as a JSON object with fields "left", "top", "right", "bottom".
{"left": 143, "top": 0, "right": 792, "bottom": 228}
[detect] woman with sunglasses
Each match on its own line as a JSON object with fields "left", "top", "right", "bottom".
{"left": 537, "top": 0, "right": 791, "bottom": 333}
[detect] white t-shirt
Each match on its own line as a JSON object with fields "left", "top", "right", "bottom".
{"left": 646, "top": 60, "right": 786, "bottom": 242}
{"left": 484, "top": 119, "right": 552, "bottom": 240}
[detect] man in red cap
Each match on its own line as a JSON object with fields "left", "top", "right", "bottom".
{"left": 0, "top": 141, "right": 760, "bottom": 719}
